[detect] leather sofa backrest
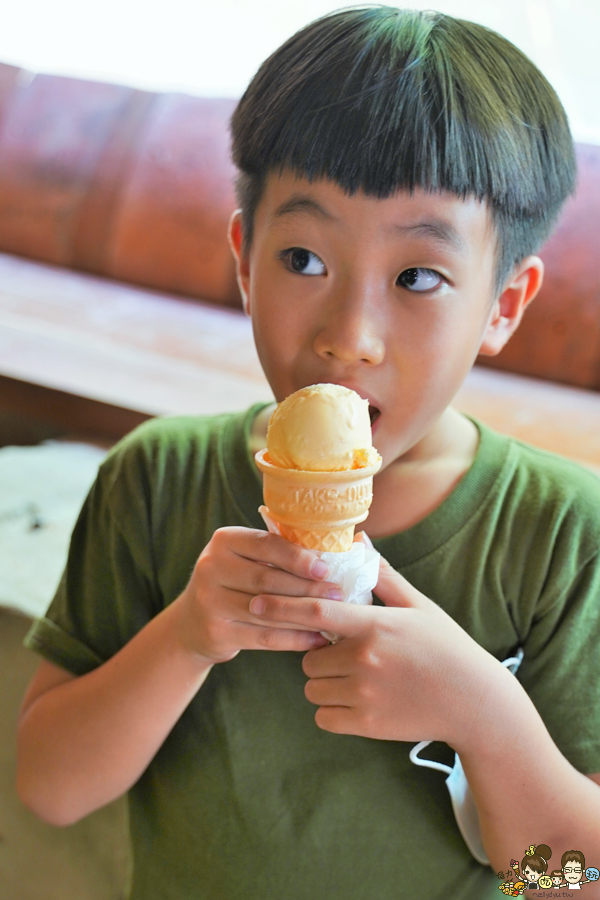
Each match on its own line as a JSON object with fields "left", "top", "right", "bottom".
{"left": 0, "top": 63, "right": 240, "bottom": 306}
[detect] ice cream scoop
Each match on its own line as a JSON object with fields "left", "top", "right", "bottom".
{"left": 256, "top": 384, "right": 381, "bottom": 552}
{"left": 266, "top": 383, "right": 379, "bottom": 472}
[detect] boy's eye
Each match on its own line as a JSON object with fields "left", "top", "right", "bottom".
{"left": 397, "top": 268, "right": 443, "bottom": 292}
{"left": 281, "top": 247, "right": 326, "bottom": 276}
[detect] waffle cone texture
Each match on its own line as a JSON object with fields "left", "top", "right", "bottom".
{"left": 255, "top": 448, "right": 382, "bottom": 552}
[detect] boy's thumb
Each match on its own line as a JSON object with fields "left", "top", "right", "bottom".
{"left": 355, "top": 533, "right": 429, "bottom": 609}
{"left": 375, "top": 555, "right": 427, "bottom": 610}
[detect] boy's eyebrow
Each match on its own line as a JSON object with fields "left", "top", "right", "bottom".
{"left": 271, "top": 194, "right": 466, "bottom": 253}
{"left": 271, "top": 195, "right": 337, "bottom": 224}
{"left": 390, "top": 220, "right": 466, "bottom": 253}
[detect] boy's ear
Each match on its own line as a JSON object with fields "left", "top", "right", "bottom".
{"left": 478, "top": 256, "right": 544, "bottom": 357}
{"left": 227, "top": 209, "right": 251, "bottom": 315}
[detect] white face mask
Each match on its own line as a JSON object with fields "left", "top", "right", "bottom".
{"left": 409, "top": 651, "right": 523, "bottom": 866}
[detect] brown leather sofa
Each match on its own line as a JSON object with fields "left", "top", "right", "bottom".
{"left": 1, "top": 62, "right": 599, "bottom": 467}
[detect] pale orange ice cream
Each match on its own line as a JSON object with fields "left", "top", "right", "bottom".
{"left": 266, "top": 383, "right": 379, "bottom": 472}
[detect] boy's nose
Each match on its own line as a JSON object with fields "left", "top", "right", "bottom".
{"left": 312, "top": 291, "right": 385, "bottom": 366}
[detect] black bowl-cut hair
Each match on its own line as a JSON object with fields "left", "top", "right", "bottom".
{"left": 229, "top": 5, "right": 576, "bottom": 292}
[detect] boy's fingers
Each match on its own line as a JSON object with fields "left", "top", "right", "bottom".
{"left": 231, "top": 621, "right": 329, "bottom": 652}
{"left": 221, "top": 554, "right": 343, "bottom": 602}
{"left": 249, "top": 594, "right": 369, "bottom": 638}
{"left": 222, "top": 527, "right": 333, "bottom": 581}
{"left": 313, "top": 706, "right": 357, "bottom": 735}
{"left": 220, "top": 588, "right": 335, "bottom": 631}
{"left": 304, "top": 674, "right": 352, "bottom": 707}
{"left": 302, "top": 639, "right": 351, "bottom": 677}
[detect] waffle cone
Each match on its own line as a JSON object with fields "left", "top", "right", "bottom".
{"left": 255, "top": 448, "right": 382, "bottom": 552}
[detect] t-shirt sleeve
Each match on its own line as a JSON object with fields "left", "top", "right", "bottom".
{"left": 24, "top": 437, "right": 163, "bottom": 676}
{"left": 515, "top": 494, "right": 600, "bottom": 774}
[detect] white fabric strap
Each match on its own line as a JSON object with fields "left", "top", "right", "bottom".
{"left": 409, "top": 649, "right": 524, "bottom": 866}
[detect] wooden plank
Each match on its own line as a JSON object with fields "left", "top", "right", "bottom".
{"left": 0, "top": 251, "right": 272, "bottom": 420}
{"left": 0, "top": 307, "right": 271, "bottom": 417}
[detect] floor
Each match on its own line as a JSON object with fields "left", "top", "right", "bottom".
{"left": 0, "top": 422, "right": 130, "bottom": 899}
{"left": 0, "top": 608, "right": 130, "bottom": 899}
{"left": 0, "top": 438, "right": 108, "bottom": 618}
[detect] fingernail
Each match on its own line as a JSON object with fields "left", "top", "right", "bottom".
{"left": 311, "top": 559, "right": 330, "bottom": 580}
{"left": 250, "top": 596, "right": 265, "bottom": 615}
{"left": 328, "top": 587, "right": 344, "bottom": 601}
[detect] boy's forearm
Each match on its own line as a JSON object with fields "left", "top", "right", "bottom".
{"left": 17, "top": 597, "right": 213, "bottom": 826}
{"left": 455, "top": 665, "right": 600, "bottom": 870}
{"left": 17, "top": 527, "right": 336, "bottom": 827}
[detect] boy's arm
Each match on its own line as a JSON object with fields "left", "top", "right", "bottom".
{"left": 17, "top": 598, "right": 214, "bottom": 826}
{"left": 456, "top": 684, "right": 600, "bottom": 870}
{"left": 249, "top": 557, "right": 600, "bottom": 872}
{"left": 17, "top": 528, "right": 335, "bottom": 826}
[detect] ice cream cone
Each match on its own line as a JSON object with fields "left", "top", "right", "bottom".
{"left": 255, "top": 448, "right": 382, "bottom": 552}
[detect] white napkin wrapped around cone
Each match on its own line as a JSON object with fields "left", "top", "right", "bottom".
{"left": 260, "top": 506, "right": 379, "bottom": 642}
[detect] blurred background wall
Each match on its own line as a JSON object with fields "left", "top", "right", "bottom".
{"left": 1, "top": 0, "right": 599, "bottom": 146}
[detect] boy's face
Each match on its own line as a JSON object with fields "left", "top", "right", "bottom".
{"left": 230, "top": 170, "right": 535, "bottom": 469}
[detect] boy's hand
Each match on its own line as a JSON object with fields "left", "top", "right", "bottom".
{"left": 248, "top": 555, "right": 503, "bottom": 750}
{"left": 174, "top": 527, "right": 337, "bottom": 664}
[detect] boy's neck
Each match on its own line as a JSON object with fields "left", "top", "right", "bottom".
{"left": 365, "top": 408, "right": 479, "bottom": 537}
{"left": 249, "top": 404, "right": 479, "bottom": 539}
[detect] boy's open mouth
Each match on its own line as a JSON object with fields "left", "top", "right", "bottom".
{"left": 368, "top": 404, "right": 381, "bottom": 428}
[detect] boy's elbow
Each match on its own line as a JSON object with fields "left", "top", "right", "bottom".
{"left": 16, "top": 765, "right": 84, "bottom": 828}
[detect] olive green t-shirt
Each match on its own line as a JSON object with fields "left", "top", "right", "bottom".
{"left": 24, "top": 406, "right": 600, "bottom": 900}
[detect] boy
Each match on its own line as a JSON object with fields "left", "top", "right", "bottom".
{"left": 16, "top": 8, "right": 600, "bottom": 900}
